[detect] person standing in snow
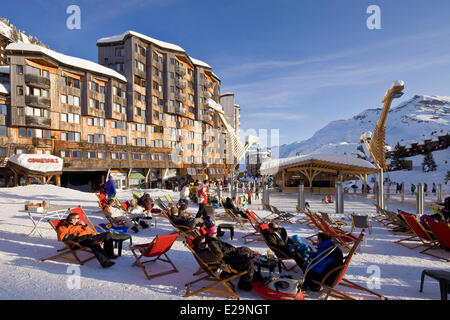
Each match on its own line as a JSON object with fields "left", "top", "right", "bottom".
{"left": 179, "top": 182, "right": 190, "bottom": 206}
{"left": 411, "top": 183, "right": 416, "bottom": 194}
{"left": 432, "top": 182, "right": 436, "bottom": 194}
{"left": 105, "top": 177, "right": 116, "bottom": 199}
{"left": 196, "top": 180, "right": 209, "bottom": 219}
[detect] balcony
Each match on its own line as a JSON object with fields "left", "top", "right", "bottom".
{"left": 32, "top": 138, "right": 52, "bottom": 147}
{"left": 176, "top": 121, "right": 184, "bottom": 129}
{"left": 201, "top": 114, "right": 212, "bottom": 123}
{"left": 25, "top": 95, "right": 51, "bottom": 108}
{"left": 24, "top": 73, "right": 50, "bottom": 89}
{"left": 153, "top": 125, "right": 164, "bottom": 133}
{"left": 175, "top": 65, "right": 186, "bottom": 76}
{"left": 174, "top": 107, "right": 186, "bottom": 116}
{"left": 175, "top": 92, "right": 186, "bottom": 102}
{"left": 175, "top": 79, "right": 186, "bottom": 89}
{"left": 204, "top": 80, "right": 212, "bottom": 89}
{"left": 25, "top": 115, "right": 51, "bottom": 128}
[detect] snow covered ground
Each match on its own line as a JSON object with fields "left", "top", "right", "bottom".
{"left": 0, "top": 184, "right": 448, "bottom": 300}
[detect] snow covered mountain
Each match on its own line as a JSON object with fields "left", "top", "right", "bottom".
{"left": 0, "top": 17, "right": 48, "bottom": 47}
{"left": 279, "top": 94, "right": 450, "bottom": 159}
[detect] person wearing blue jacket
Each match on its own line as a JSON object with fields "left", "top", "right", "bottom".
{"left": 105, "top": 177, "right": 116, "bottom": 199}
{"left": 288, "top": 235, "right": 312, "bottom": 264}
{"left": 302, "top": 232, "right": 344, "bottom": 292}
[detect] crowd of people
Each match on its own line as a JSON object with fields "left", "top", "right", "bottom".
{"left": 53, "top": 176, "right": 372, "bottom": 295}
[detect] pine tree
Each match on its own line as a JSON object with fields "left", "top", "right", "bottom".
{"left": 422, "top": 152, "right": 437, "bottom": 172}
{"left": 390, "top": 142, "right": 407, "bottom": 170}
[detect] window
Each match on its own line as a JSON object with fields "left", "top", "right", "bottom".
{"left": 17, "top": 86, "right": 23, "bottom": 95}
{"left": 88, "top": 151, "right": 96, "bottom": 159}
{"left": 42, "top": 70, "right": 49, "bottom": 78}
{"left": 0, "top": 104, "right": 7, "bottom": 115}
{"left": 17, "top": 65, "right": 23, "bottom": 75}
{"left": 17, "top": 107, "right": 23, "bottom": 116}
{"left": 61, "top": 95, "right": 67, "bottom": 104}
{"left": 35, "top": 129, "right": 42, "bottom": 138}
{"left": 116, "top": 63, "right": 124, "bottom": 72}
{"left": 0, "top": 147, "right": 6, "bottom": 156}
{"left": 120, "top": 153, "right": 128, "bottom": 160}
{"left": 115, "top": 47, "right": 124, "bottom": 56}
{"left": 0, "top": 125, "right": 7, "bottom": 136}
{"left": 111, "top": 152, "right": 119, "bottom": 159}
{"left": 60, "top": 150, "right": 70, "bottom": 158}
{"left": 72, "top": 150, "right": 81, "bottom": 158}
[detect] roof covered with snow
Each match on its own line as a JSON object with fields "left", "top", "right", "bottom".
{"left": 260, "top": 153, "right": 376, "bottom": 175}
{"left": 189, "top": 56, "right": 211, "bottom": 69}
{"left": 0, "top": 66, "right": 10, "bottom": 74}
{"left": 6, "top": 43, "right": 127, "bottom": 82}
{"left": 0, "top": 82, "right": 9, "bottom": 95}
{"left": 97, "top": 30, "right": 185, "bottom": 53}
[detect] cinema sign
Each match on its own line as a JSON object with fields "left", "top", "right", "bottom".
{"left": 7, "top": 154, "right": 64, "bottom": 173}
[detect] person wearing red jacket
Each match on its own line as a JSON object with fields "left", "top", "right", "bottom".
{"left": 196, "top": 180, "right": 209, "bottom": 219}
{"left": 56, "top": 212, "right": 117, "bottom": 268}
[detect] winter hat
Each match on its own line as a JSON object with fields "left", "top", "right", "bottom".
{"left": 291, "top": 235, "right": 302, "bottom": 244}
{"left": 206, "top": 226, "right": 217, "bottom": 236}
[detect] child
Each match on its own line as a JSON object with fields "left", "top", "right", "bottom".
{"left": 288, "top": 235, "right": 312, "bottom": 263}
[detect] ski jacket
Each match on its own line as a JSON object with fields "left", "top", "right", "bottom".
{"left": 56, "top": 222, "right": 94, "bottom": 242}
{"left": 197, "top": 184, "right": 208, "bottom": 204}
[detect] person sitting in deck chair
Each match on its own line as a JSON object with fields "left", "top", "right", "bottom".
{"left": 138, "top": 193, "right": 155, "bottom": 212}
{"left": 302, "top": 232, "right": 344, "bottom": 292}
{"left": 205, "top": 226, "right": 257, "bottom": 291}
{"left": 106, "top": 199, "right": 148, "bottom": 233}
{"left": 262, "top": 222, "right": 307, "bottom": 272}
{"left": 170, "top": 203, "right": 204, "bottom": 229}
{"left": 56, "top": 212, "right": 117, "bottom": 268}
{"left": 223, "top": 197, "right": 248, "bottom": 219}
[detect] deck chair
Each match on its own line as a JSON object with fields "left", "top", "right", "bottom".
{"left": 155, "top": 198, "right": 170, "bottom": 212}
{"left": 312, "top": 230, "right": 387, "bottom": 300}
{"left": 351, "top": 214, "right": 372, "bottom": 235}
{"left": 165, "top": 194, "right": 175, "bottom": 206}
{"left": 183, "top": 236, "right": 247, "bottom": 299}
{"left": 296, "top": 206, "right": 318, "bottom": 228}
{"left": 42, "top": 211, "right": 97, "bottom": 265}
{"left": 424, "top": 220, "right": 450, "bottom": 262}
{"left": 133, "top": 192, "right": 142, "bottom": 199}
{"left": 396, "top": 211, "right": 439, "bottom": 252}
{"left": 319, "top": 211, "right": 348, "bottom": 228}
{"left": 267, "top": 205, "right": 295, "bottom": 224}
{"left": 312, "top": 211, "right": 359, "bottom": 251}
{"left": 216, "top": 202, "right": 250, "bottom": 231}
{"left": 160, "top": 210, "right": 198, "bottom": 238}
{"left": 296, "top": 205, "right": 312, "bottom": 225}
{"left": 130, "top": 233, "right": 179, "bottom": 280}
{"left": 242, "top": 210, "right": 269, "bottom": 244}
{"left": 96, "top": 193, "right": 108, "bottom": 210}
{"left": 260, "top": 232, "right": 299, "bottom": 273}
{"left": 382, "top": 209, "right": 411, "bottom": 234}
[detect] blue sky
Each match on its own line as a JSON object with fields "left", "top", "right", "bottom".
{"left": 3, "top": 0, "right": 450, "bottom": 146}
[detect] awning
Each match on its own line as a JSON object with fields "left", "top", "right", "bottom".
{"left": 129, "top": 172, "right": 145, "bottom": 180}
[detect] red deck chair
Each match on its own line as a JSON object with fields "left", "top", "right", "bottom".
{"left": 311, "top": 230, "right": 386, "bottom": 300}
{"left": 96, "top": 193, "right": 108, "bottom": 209}
{"left": 42, "top": 209, "right": 97, "bottom": 265}
{"left": 130, "top": 233, "right": 179, "bottom": 280}
{"left": 243, "top": 210, "right": 269, "bottom": 244}
{"left": 396, "top": 212, "right": 438, "bottom": 251}
{"left": 421, "top": 220, "right": 450, "bottom": 262}
{"left": 313, "top": 212, "right": 358, "bottom": 251}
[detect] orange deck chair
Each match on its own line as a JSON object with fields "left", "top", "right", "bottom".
{"left": 130, "top": 233, "right": 179, "bottom": 280}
